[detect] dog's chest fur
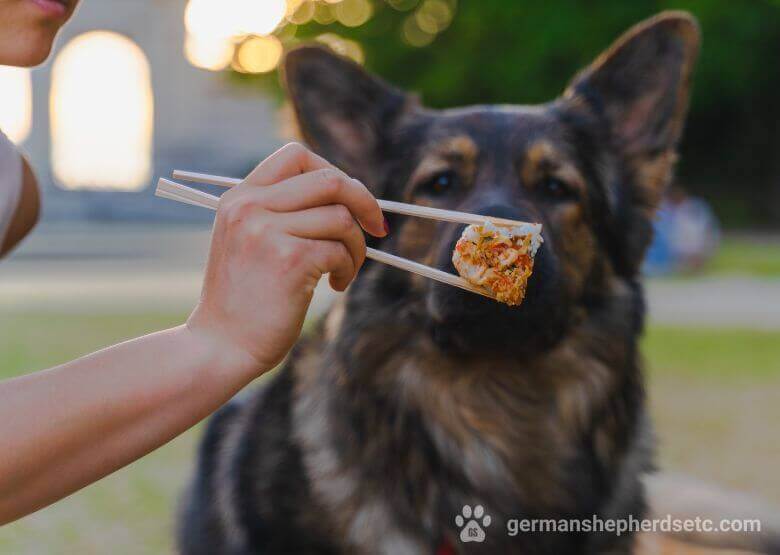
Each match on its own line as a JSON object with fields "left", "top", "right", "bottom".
{"left": 178, "top": 14, "right": 701, "bottom": 553}
{"left": 289, "top": 284, "right": 650, "bottom": 554}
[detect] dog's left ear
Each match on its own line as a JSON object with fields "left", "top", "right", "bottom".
{"left": 564, "top": 11, "right": 700, "bottom": 209}
{"left": 283, "top": 46, "right": 416, "bottom": 193}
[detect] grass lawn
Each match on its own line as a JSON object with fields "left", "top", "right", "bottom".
{"left": 705, "top": 236, "right": 780, "bottom": 278}
{"left": 0, "top": 312, "right": 778, "bottom": 553}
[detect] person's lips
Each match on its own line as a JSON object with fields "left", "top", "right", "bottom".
{"left": 28, "top": 0, "right": 70, "bottom": 18}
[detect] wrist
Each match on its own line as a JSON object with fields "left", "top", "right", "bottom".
{"left": 179, "top": 322, "right": 269, "bottom": 384}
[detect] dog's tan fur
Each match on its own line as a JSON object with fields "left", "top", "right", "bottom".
{"left": 177, "top": 12, "right": 778, "bottom": 555}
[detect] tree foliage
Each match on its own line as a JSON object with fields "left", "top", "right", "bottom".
{"left": 286, "top": 0, "right": 780, "bottom": 226}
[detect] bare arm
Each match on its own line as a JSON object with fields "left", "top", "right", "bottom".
{"left": 0, "top": 143, "right": 386, "bottom": 524}
{"left": 0, "top": 326, "right": 255, "bottom": 523}
{"left": 0, "top": 157, "right": 40, "bottom": 256}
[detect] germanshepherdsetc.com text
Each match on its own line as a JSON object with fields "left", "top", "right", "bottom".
{"left": 506, "top": 515, "right": 762, "bottom": 537}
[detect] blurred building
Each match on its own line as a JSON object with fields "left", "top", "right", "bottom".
{"left": 2, "top": 0, "right": 284, "bottom": 223}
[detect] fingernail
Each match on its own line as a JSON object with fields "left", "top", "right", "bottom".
{"left": 383, "top": 217, "right": 390, "bottom": 235}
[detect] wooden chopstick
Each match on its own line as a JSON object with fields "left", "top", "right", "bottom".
{"left": 173, "top": 170, "right": 241, "bottom": 187}
{"left": 157, "top": 178, "right": 219, "bottom": 209}
{"left": 172, "top": 169, "right": 542, "bottom": 232}
{"left": 155, "top": 178, "right": 493, "bottom": 299}
{"left": 362, "top": 247, "right": 490, "bottom": 297}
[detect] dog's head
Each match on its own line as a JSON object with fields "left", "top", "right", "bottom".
{"left": 284, "top": 12, "right": 699, "bottom": 356}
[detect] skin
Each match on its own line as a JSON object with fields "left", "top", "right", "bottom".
{"left": 0, "top": 141, "right": 386, "bottom": 525}
{"left": 0, "top": 0, "right": 80, "bottom": 66}
{"left": 0, "top": 2, "right": 388, "bottom": 523}
{"left": 174, "top": 22, "right": 705, "bottom": 553}
{"left": 0, "top": 0, "right": 81, "bottom": 254}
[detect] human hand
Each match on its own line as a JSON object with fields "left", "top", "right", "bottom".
{"left": 186, "top": 143, "right": 386, "bottom": 373}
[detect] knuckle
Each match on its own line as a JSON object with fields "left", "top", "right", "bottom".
{"left": 217, "top": 188, "right": 241, "bottom": 214}
{"left": 242, "top": 217, "right": 273, "bottom": 242}
{"left": 219, "top": 186, "right": 240, "bottom": 203}
{"left": 334, "top": 205, "right": 355, "bottom": 232}
{"left": 275, "top": 241, "right": 306, "bottom": 262}
{"left": 317, "top": 243, "right": 338, "bottom": 266}
{"left": 334, "top": 242, "right": 352, "bottom": 265}
{"left": 276, "top": 240, "right": 307, "bottom": 268}
{"left": 283, "top": 141, "right": 307, "bottom": 159}
{"left": 221, "top": 196, "right": 265, "bottom": 229}
{"left": 219, "top": 197, "right": 245, "bottom": 226}
{"left": 229, "top": 199, "right": 252, "bottom": 223}
{"left": 319, "top": 169, "right": 344, "bottom": 194}
{"left": 353, "top": 179, "right": 370, "bottom": 195}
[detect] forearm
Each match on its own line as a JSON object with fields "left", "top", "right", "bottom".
{"left": 0, "top": 324, "right": 260, "bottom": 524}
{"left": 0, "top": 143, "right": 383, "bottom": 524}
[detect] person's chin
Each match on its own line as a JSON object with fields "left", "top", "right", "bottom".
{"left": 1, "top": 29, "right": 58, "bottom": 67}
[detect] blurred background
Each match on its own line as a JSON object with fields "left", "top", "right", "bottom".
{"left": 1, "top": 0, "right": 778, "bottom": 552}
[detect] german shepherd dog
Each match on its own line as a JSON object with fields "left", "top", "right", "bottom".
{"left": 177, "top": 12, "right": 719, "bottom": 554}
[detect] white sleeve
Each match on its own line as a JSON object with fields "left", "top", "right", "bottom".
{"left": 0, "top": 128, "right": 23, "bottom": 247}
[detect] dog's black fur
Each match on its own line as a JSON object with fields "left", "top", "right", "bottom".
{"left": 178, "top": 12, "right": 701, "bottom": 554}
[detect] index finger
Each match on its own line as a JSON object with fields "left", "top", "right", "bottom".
{"left": 242, "top": 169, "right": 386, "bottom": 238}
{"left": 243, "top": 142, "right": 337, "bottom": 187}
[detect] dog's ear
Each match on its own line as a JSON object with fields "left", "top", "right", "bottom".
{"left": 563, "top": 12, "right": 699, "bottom": 276}
{"left": 564, "top": 11, "right": 700, "bottom": 209}
{"left": 283, "top": 46, "right": 415, "bottom": 192}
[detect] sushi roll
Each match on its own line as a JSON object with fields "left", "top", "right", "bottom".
{"left": 452, "top": 221, "right": 543, "bottom": 306}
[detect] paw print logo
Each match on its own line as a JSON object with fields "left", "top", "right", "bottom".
{"left": 455, "top": 504, "right": 491, "bottom": 543}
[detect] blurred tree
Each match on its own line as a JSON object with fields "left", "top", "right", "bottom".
{"left": 268, "top": 0, "right": 780, "bottom": 227}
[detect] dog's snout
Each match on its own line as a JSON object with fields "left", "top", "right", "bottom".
{"left": 435, "top": 203, "right": 541, "bottom": 275}
{"left": 468, "top": 204, "right": 533, "bottom": 223}
{"left": 459, "top": 203, "right": 539, "bottom": 227}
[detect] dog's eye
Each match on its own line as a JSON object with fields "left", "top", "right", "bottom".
{"left": 420, "top": 171, "right": 456, "bottom": 196}
{"left": 539, "top": 177, "right": 573, "bottom": 200}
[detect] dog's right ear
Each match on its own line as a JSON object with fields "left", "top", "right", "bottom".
{"left": 283, "top": 46, "right": 415, "bottom": 192}
{"left": 564, "top": 12, "right": 700, "bottom": 206}
{"left": 562, "top": 11, "right": 700, "bottom": 276}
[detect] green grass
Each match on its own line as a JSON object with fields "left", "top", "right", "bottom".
{"left": 3, "top": 312, "right": 776, "bottom": 382}
{"left": 0, "top": 312, "right": 188, "bottom": 380}
{"left": 643, "top": 325, "right": 780, "bottom": 381}
{"left": 0, "top": 312, "right": 778, "bottom": 552}
{"left": 706, "top": 236, "right": 780, "bottom": 278}
{"left": 0, "top": 312, "right": 194, "bottom": 555}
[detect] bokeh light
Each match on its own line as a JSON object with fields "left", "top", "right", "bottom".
{"left": 313, "top": 3, "right": 337, "bottom": 24}
{"left": 185, "top": 0, "right": 286, "bottom": 39}
{"left": 402, "top": 0, "right": 454, "bottom": 47}
{"left": 237, "top": 0, "right": 287, "bottom": 36}
{"left": 50, "top": 32, "right": 153, "bottom": 191}
{"left": 387, "top": 0, "right": 419, "bottom": 11}
{"left": 335, "top": 0, "right": 373, "bottom": 27}
{"left": 287, "top": 0, "right": 315, "bottom": 24}
{"left": 285, "top": 0, "right": 307, "bottom": 17}
{"left": 316, "top": 33, "right": 365, "bottom": 64}
{"left": 184, "top": 0, "right": 239, "bottom": 40}
{"left": 181, "top": 0, "right": 453, "bottom": 74}
{"left": 184, "top": 0, "right": 287, "bottom": 72}
{"left": 184, "top": 34, "right": 234, "bottom": 71}
{"left": 0, "top": 66, "right": 32, "bottom": 145}
{"left": 415, "top": 0, "right": 452, "bottom": 34}
{"left": 402, "top": 14, "right": 435, "bottom": 47}
{"left": 234, "top": 36, "right": 284, "bottom": 74}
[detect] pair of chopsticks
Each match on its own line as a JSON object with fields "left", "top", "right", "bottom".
{"left": 156, "top": 170, "right": 540, "bottom": 298}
